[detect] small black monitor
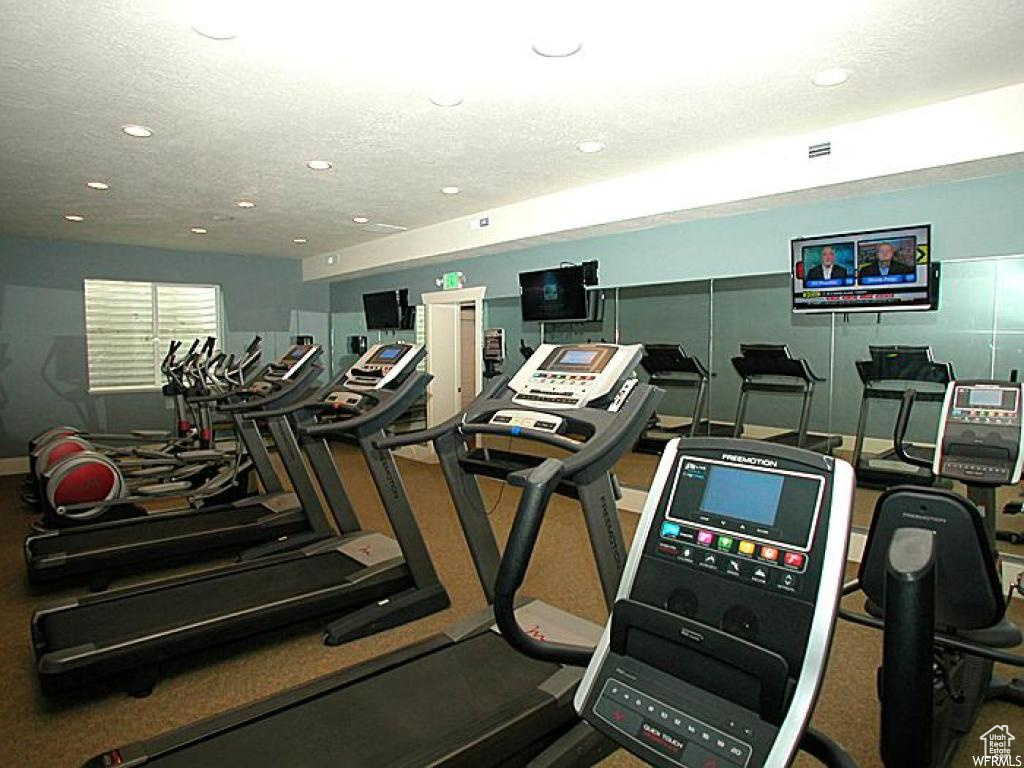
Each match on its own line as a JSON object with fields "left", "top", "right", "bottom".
{"left": 519, "top": 266, "right": 588, "bottom": 322}
{"left": 363, "top": 290, "right": 402, "bottom": 330}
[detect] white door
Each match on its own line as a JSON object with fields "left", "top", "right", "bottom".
{"left": 459, "top": 305, "right": 477, "bottom": 409}
{"left": 426, "top": 303, "right": 461, "bottom": 426}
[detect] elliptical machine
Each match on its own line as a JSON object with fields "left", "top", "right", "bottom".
{"left": 840, "top": 380, "right": 1024, "bottom": 767}
{"left": 26, "top": 337, "right": 262, "bottom": 510}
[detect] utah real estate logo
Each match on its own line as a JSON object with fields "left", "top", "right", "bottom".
{"left": 975, "top": 725, "right": 1021, "bottom": 766}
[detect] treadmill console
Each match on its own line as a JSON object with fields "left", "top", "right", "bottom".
{"left": 507, "top": 343, "right": 643, "bottom": 410}
{"left": 575, "top": 439, "right": 853, "bottom": 767}
{"left": 343, "top": 341, "right": 424, "bottom": 391}
{"left": 248, "top": 345, "right": 322, "bottom": 395}
{"left": 277, "top": 344, "right": 321, "bottom": 381}
{"left": 934, "top": 380, "right": 1024, "bottom": 485}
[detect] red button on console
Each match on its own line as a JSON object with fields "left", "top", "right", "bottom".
{"left": 783, "top": 551, "right": 805, "bottom": 568}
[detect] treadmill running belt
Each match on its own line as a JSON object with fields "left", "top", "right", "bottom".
{"left": 28, "top": 505, "right": 286, "bottom": 557}
{"left": 41, "top": 555, "right": 364, "bottom": 648}
{"left": 144, "top": 634, "right": 564, "bottom": 767}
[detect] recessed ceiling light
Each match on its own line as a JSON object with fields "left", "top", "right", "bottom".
{"left": 429, "top": 93, "right": 463, "bottom": 108}
{"left": 441, "top": 186, "right": 462, "bottom": 195}
{"left": 122, "top": 124, "right": 153, "bottom": 138}
{"left": 64, "top": 214, "right": 85, "bottom": 222}
{"left": 191, "top": 227, "right": 208, "bottom": 234}
{"left": 352, "top": 216, "right": 369, "bottom": 224}
{"left": 812, "top": 68, "right": 850, "bottom": 87}
{"left": 531, "top": 38, "right": 582, "bottom": 57}
{"left": 189, "top": 0, "right": 241, "bottom": 40}
{"left": 577, "top": 141, "right": 605, "bottom": 154}
{"left": 86, "top": 181, "right": 109, "bottom": 190}
{"left": 235, "top": 200, "right": 256, "bottom": 208}
{"left": 306, "top": 160, "right": 332, "bottom": 171}
{"left": 293, "top": 237, "right": 308, "bottom": 244}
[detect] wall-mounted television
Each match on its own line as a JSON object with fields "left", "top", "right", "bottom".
{"left": 791, "top": 224, "right": 938, "bottom": 314}
{"left": 519, "top": 265, "right": 589, "bottom": 322}
{"left": 363, "top": 288, "right": 413, "bottom": 330}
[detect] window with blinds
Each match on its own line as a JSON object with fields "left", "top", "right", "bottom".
{"left": 84, "top": 279, "right": 222, "bottom": 392}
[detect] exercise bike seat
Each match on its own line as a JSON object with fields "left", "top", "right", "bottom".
{"left": 960, "top": 619, "right": 1024, "bottom": 649}
{"left": 859, "top": 487, "right": 1006, "bottom": 631}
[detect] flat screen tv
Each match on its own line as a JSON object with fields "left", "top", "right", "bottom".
{"left": 363, "top": 289, "right": 406, "bottom": 330}
{"left": 791, "top": 224, "right": 938, "bottom": 314}
{"left": 519, "top": 266, "right": 588, "bottom": 322}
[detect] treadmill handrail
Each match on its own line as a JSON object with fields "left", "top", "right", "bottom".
{"left": 240, "top": 372, "right": 368, "bottom": 420}
{"left": 732, "top": 353, "right": 825, "bottom": 384}
{"left": 460, "top": 423, "right": 583, "bottom": 453}
{"left": 493, "top": 457, "right": 592, "bottom": 667}
{"left": 554, "top": 386, "right": 660, "bottom": 480}
{"left": 373, "top": 375, "right": 511, "bottom": 449}
{"left": 217, "top": 364, "right": 321, "bottom": 413}
{"left": 301, "top": 371, "right": 432, "bottom": 437}
{"left": 492, "top": 386, "right": 662, "bottom": 665}
{"left": 893, "top": 389, "right": 932, "bottom": 470}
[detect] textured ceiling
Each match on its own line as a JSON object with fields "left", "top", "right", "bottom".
{"left": 0, "top": 0, "right": 1022, "bottom": 260}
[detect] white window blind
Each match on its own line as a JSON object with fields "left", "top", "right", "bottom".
{"left": 84, "top": 279, "right": 222, "bottom": 392}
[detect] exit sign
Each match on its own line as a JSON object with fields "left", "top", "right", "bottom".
{"left": 442, "top": 271, "right": 465, "bottom": 290}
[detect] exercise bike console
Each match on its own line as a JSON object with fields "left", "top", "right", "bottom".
{"left": 574, "top": 439, "right": 854, "bottom": 767}
{"left": 933, "top": 380, "right": 1024, "bottom": 485}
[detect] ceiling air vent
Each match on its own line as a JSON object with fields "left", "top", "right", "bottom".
{"left": 808, "top": 141, "right": 831, "bottom": 159}
{"left": 360, "top": 222, "right": 408, "bottom": 235}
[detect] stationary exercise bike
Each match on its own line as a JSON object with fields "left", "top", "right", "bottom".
{"left": 840, "top": 380, "right": 1024, "bottom": 767}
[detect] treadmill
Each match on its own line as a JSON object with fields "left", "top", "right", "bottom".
{"left": 84, "top": 342, "right": 662, "bottom": 767}
{"left": 33, "top": 341, "right": 448, "bottom": 694}
{"left": 635, "top": 344, "right": 733, "bottom": 455}
{"left": 24, "top": 344, "right": 327, "bottom": 587}
{"left": 851, "top": 344, "right": 952, "bottom": 488}
{"left": 730, "top": 344, "right": 842, "bottom": 455}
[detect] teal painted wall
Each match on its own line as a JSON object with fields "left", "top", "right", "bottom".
{"left": 0, "top": 235, "right": 329, "bottom": 457}
{"left": 327, "top": 170, "right": 1024, "bottom": 454}
{"left": 328, "top": 171, "right": 1024, "bottom": 316}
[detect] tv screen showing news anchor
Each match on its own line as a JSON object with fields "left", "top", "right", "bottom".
{"left": 791, "top": 224, "right": 934, "bottom": 314}
{"left": 857, "top": 237, "right": 918, "bottom": 284}
{"left": 800, "top": 242, "right": 855, "bottom": 288}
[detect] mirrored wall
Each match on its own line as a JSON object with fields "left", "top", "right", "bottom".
{"left": 481, "top": 254, "right": 1022, "bottom": 501}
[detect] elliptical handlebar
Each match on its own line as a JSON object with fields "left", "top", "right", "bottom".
{"left": 893, "top": 389, "right": 932, "bottom": 470}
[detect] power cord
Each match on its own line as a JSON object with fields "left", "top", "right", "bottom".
{"left": 485, "top": 434, "right": 515, "bottom": 516}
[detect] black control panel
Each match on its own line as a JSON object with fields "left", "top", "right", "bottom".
{"left": 575, "top": 439, "right": 853, "bottom": 768}
{"left": 936, "top": 380, "right": 1024, "bottom": 485}
{"left": 652, "top": 456, "right": 824, "bottom": 602}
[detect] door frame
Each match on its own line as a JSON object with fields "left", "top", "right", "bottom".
{"left": 421, "top": 286, "right": 487, "bottom": 427}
